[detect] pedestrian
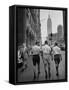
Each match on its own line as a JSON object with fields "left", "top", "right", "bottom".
{"left": 52, "top": 42, "right": 62, "bottom": 77}
{"left": 42, "top": 40, "right": 51, "bottom": 80}
{"left": 18, "top": 43, "right": 28, "bottom": 72}
{"left": 30, "top": 41, "right": 40, "bottom": 80}
{"left": 17, "top": 48, "right": 23, "bottom": 68}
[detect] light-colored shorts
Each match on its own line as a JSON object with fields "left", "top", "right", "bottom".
{"left": 43, "top": 54, "right": 51, "bottom": 64}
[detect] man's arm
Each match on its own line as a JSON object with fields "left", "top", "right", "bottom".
{"left": 51, "top": 47, "right": 54, "bottom": 61}
{"left": 60, "top": 48, "right": 62, "bottom": 61}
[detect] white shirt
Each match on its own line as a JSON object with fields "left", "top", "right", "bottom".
{"left": 53, "top": 46, "right": 61, "bottom": 55}
{"left": 31, "top": 45, "right": 40, "bottom": 55}
{"left": 18, "top": 50, "right": 23, "bottom": 63}
{"left": 42, "top": 44, "right": 51, "bottom": 54}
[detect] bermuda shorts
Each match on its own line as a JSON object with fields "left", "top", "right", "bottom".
{"left": 54, "top": 54, "right": 61, "bottom": 64}
{"left": 43, "top": 54, "right": 51, "bottom": 65}
{"left": 32, "top": 54, "right": 40, "bottom": 66}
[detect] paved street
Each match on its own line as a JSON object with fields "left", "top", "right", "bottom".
{"left": 17, "top": 51, "right": 65, "bottom": 82}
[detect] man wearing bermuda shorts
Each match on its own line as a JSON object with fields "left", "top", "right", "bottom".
{"left": 31, "top": 41, "right": 40, "bottom": 80}
{"left": 42, "top": 41, "right": 51, "bottom": 80}
{"left": 52, "top": 42, "right": 62, "bottom": 77}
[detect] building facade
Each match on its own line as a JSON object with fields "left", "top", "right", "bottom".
{"left": 57, "top": 25, "right": 64, "bottom": 44}
{"left": 47, "top": 15, "right": 52, "bottom": 35}
{"left": 26, "top": 8, "right": 41, "bottom": 47}
{"left": 17, "top": 8, "right": 41, "bottom": 47}
{"left": 57, "top": 25, "right": 63, "bottom": 41}
{"left": 47, "top": 15, "right": 52, "bottom": 45}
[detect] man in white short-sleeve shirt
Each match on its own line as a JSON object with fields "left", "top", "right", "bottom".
{"left": 42, "top": 41, "right": 51, "bottom": 79}
{"left": 30, "top": 41, "right": 40, "bottom": 80}
{"left": 52, "top": 42, "right": 62, "bottom": 77}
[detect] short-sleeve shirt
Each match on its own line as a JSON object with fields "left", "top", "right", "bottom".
{"left": 53, "top": 46, "right": 61, "bottom": 55}
{"left": 42, "top": 45, "right": 51, "bottom": 54}
{"left": 31, "top": 45, "right": 40, "bottom": 55}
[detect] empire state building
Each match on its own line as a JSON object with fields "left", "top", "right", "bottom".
{"left": 47, "top": 15, "right": 52, "bottom": 35}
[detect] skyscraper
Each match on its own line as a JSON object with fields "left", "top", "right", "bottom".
{"left": 47, "top": 15, "right": 52, "bottom": 35}
{"left": 57, "top": 25, "right": 63, "bottom": 41}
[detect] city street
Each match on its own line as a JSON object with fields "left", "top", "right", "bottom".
{"left": 17, "top": 51, "right": 65, "bottom": 82}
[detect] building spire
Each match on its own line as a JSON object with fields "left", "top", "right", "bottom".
{"left": 47, "top": 13, "right": 52, "bottom": 35}
{"left": 48, "top": 14, "right": 50, "bottom": 18}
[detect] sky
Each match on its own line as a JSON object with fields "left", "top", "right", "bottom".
{"left": 40, "top": 9, "right": 63, "bottom": 44}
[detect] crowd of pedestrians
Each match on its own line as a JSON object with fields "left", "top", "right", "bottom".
{"left": 17, "top": 40, "right": 62, "bottom": 80}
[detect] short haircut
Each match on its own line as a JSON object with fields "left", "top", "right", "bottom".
{"left": 45, "top": 40, "right": 48, "bottom": 44}
{"left": 55, "top": 42, "right": 58, "bottom": 46}
{"left": 35, "top": 41, "right": 38, "bottom": 45}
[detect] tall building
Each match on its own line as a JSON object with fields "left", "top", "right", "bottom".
{"left": 17, "top": 8, "right": 41, "bottom": 47}
{"left": 57, "top": 25, "right": 63, "bottom": 41}
{"left": 26, "top": 9, "right": 41, "bottom": 47}
{"left": 47, "top": 15, "right": 52, "bottom": 45}
{"left": 47, "top": 15, "right": 52, "bottom": 35}
{"left": 17, "top": 8, "right": 26, "bottom": 46}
